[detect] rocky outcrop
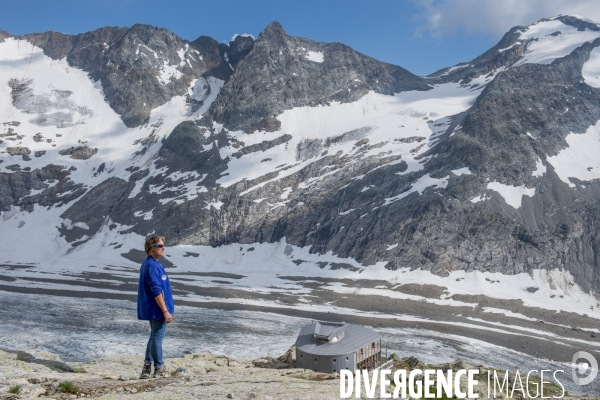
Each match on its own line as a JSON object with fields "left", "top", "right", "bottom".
{"left": 5, "top": 147, "right": 30, "bottom": 161}
{"left": 58, "top": 146, "right": 98, "bottom": 160}
{"left": 58, "top": 177, "right": 131, "bottom": 243}
{"left": 0, "top": 349, "right": 569, "bottom": 399}
{"left": 0, "top": 164, "right": 85, "bottom": 212}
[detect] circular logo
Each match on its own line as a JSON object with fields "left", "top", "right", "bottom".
{"left": 572, "top": 351, "right": 598, "bottom": 385}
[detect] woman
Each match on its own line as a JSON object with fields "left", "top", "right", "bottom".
{"left": 137, "top": 235, "right": 174, "bottom": 379}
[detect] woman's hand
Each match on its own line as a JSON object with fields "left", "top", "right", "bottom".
{"left": 163, "top": 310, "right": 173, "bottom": 323}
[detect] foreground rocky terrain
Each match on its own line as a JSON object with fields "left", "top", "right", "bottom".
{"left": 0, "top": 347, "right": 581, "bottom": 400}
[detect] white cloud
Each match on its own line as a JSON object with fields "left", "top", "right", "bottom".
{"left": 413, "top": 0, "right": 600, "bottom": 39}
{"left": 230, "top": 33, "right": 255, "bottom": 42}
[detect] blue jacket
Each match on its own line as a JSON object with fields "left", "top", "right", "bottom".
{"left": 137, "top": 256, "right": 174, "bottom": 320}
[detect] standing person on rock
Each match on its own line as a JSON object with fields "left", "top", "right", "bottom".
{"left": 137, "top": 235, "right": 174, "bottom": 379}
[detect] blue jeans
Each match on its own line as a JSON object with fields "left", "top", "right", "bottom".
{"left": 144, "top": 319, "right": 167, "bottom": 368}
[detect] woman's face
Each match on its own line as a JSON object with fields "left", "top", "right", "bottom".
{"left": 152, "top": 239, "right": 165, "bottom": 259}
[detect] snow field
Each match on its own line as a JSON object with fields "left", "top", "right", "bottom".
{"left": 1, "top": 204, "right": 598, "bottom": 321}
{"left": 515, "top": 18, "right": 600, "bottom": 66}
{"left": 546, "top": 121, "right": 600, "bottom": 187}
{"left": 218, "top": 81, "right": 484, "bottom": 191}
{"left": 583, "top": 45, "right": 600, "bottom": 88}
{"left": 486, "top": 182, "right": 536, "bottom": 209}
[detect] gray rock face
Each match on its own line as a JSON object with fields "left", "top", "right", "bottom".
{"left": 154, "top": 121, "right": 228, "bottom": 184}
{"left": 220, "top": 35, "right": 254, "bottom": 71}
{"left": 232, "top": 134, "right": 292, "bottom": 158}
{"left": 557, "top": 15, "right": 600, "bottom": 32}
{"left": 0, "top": 164, "right": 85, "bottom": 212}
{"left": 325, "top": 126, "right": 373, "bottom": 147}
{"left": 296, "top": 139, "right": 323, "bottom": 161}
{"left": 59, "top": 177, "right": 131, "bottom": 243}
{"left": 24, "top": 25, "right": 225, "bottom": 127}
{"left": 5, "top": 17, "right": 600, "bottom": 295}
{"left": 209, "top": 21, "right": 431, "bottom": 132}
{"left": 5, "top": 147, "right": 30, "bottom": 158}
{"left": 402, "top": 37, "right": 600, "bottom": 291}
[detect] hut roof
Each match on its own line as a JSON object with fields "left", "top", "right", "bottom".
{"left": 295, "top": 322, "right": 381, "bottom": 356}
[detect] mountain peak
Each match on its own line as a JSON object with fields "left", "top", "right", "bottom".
{"left": 261, "top": 21, "right": 286, "bottom": 37}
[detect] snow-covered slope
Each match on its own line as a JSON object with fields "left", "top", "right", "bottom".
{"left": 2, "top": 15, "right": 600, "bottom": 324}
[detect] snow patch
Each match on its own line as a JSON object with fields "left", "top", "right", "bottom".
{"left": 280, "top": 187, "right": 293, "bottom": 200}
{"left": 158, "top": 60, "right": 182, "bottom": 85}
{"left": 134, "top": 209, "right": 154, "bottom": 221}
{"left": 437, "top": 64, "right": 469, "bottom": 77}
{"left": 498, "top": 42, "right": 521, "bottom": 52}
{"left": 515, "top": 18, "right": 600, "bottom": 66}
{"left": 451, "top": 167, "right": 472, "bottom": 176}
{"left": 532, "top": 158, "right": 546, "bottom": 177}
{"left": 61, "top": 219, "right": 90, "bottom": 230}
{"left": 487, "top": 182, "right": 535, "bottom": 209}
{"left": 582, "top": 45, "right": 600, "bottom": 88}
{"left": 188, "top": 77, "right": 225, "bottom": 117}
{"left": 380, "top": 174, "right": 448, "bottom": 208}
{"left": 306, "top": 51, "right": 324, "bottom": 63}
{"left": 470, "top": 194, "right": 488, "bottom": 204}
{"left": 205, "top": 201, "right": 224, "bottom": 210}
{"left": 546, "top": 121, "right": 600, "bottom": 187}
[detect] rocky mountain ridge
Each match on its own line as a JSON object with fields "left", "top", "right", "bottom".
{"left": 2, "top": 15, "right": 600, "bottom": 302}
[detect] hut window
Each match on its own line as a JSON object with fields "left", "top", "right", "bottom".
{"left": 346, "top": 357, "right": 349, "bottom": 361}
{"left": 371, "top": 343, "right": 375, "bottom": 349}
{"left": 315, "top": 358, "right": 318, "bottom": 362}
{"left": 333, "top": 359, "right": 336, "bottom": 363}
{"left": 300, "top": 355, "right": 303, "bottom": 359}
{"left": 333, "top": 369, "right": 336, "bottom": 373}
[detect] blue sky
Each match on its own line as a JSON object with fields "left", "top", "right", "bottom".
{"left": 1, "top": 0, "right": 598, "bottom": 76}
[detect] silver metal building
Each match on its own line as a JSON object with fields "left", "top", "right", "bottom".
{"left": 295, "top": 321, "right": 382, "bottom": 373}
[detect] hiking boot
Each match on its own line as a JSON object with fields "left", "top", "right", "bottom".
{"left": 154, "top": 365, "right": 169, "bottom": 378}
{"left": 139, "top": 364, "right": 152, "bottom": 379}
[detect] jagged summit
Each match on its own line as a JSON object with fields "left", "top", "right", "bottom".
{"left": 21, "top": 25, "right": 223, "bottom": 127}
{"left": 261, "top": 21, "right": 286, "bottom": 36}
{"left": 209, "top": 20, "right": 430, "bottom": 132}
{"left": 428, "top": 14, "right": 600, "bottom": 84}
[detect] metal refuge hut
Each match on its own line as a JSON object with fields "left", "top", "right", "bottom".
{"left": 295, "top": 321, "right": 382, "bottom": 373}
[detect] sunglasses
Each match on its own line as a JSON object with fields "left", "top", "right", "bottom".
{"left": 152, "top": 244, "right": 165, "bottom": 249}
